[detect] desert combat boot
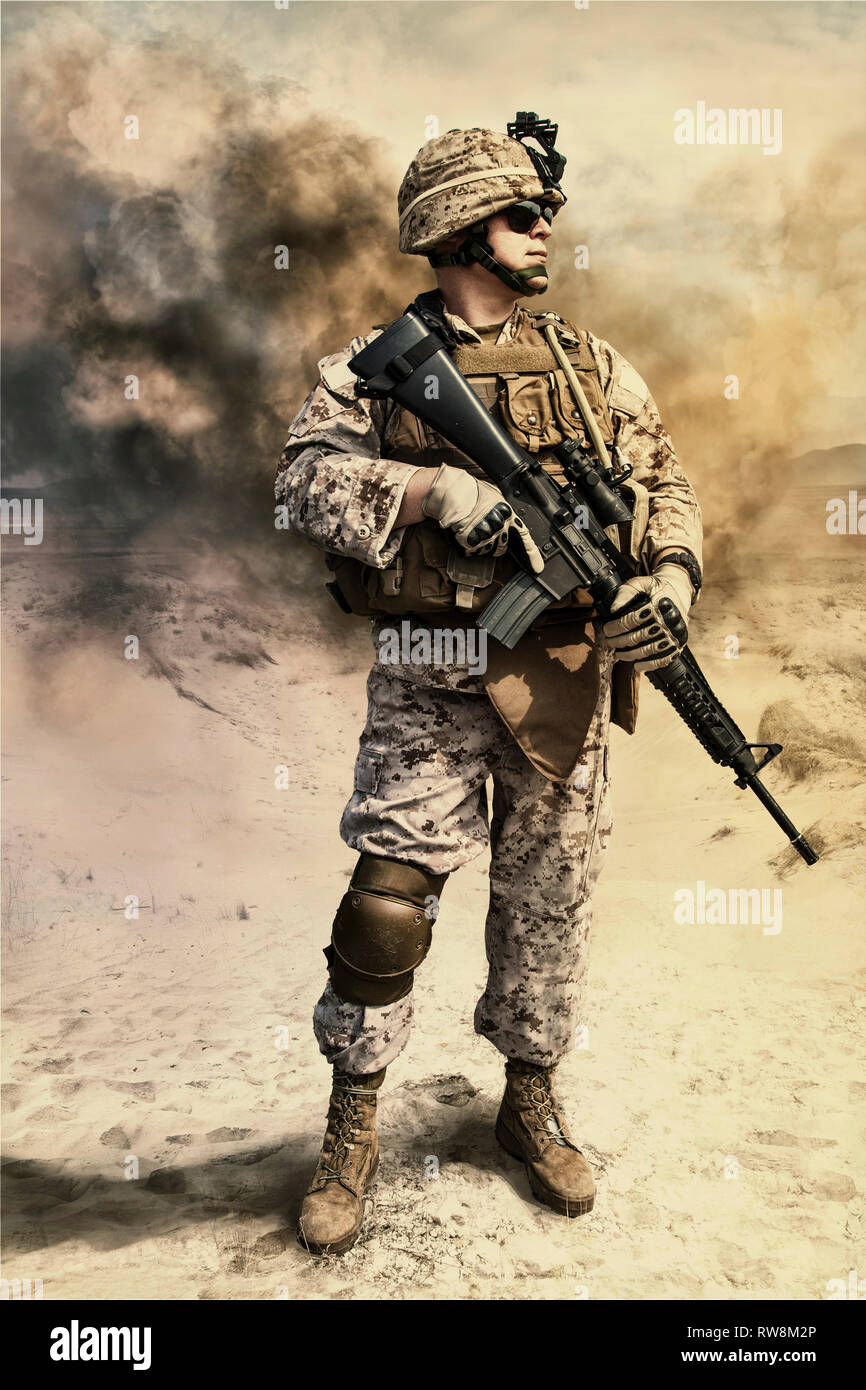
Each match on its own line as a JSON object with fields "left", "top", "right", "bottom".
{"left": 297, "top": 1066, "right": 385, "bottom": 1256}
{"left": 495, "top": 1058, "right": 596, "bottom": 1217}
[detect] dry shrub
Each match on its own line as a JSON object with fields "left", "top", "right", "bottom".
{"left": 757, "top": 700, "right": 864, "bottom": 784}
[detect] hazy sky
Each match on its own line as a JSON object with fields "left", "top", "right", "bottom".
{"left": 6, "top": 3, "right": 864, "bottom": 183}
{"left": 7, "top": 2, "right": 862, "bottom": 239}
{"left": 3, "top": 0, "right": 864, "bottom": 507}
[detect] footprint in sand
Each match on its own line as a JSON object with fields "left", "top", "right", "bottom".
{"left": 3, "top": 1083, "right": 27, "bottom": 1111}
{"left": 205, "top": 1126, "right": 254, "bottom": 1143}
{"left": 99, "top": 1126, "right": 131, "bottom": 1148}
{"left": 35, "top": 1054, "right": 74, "bottom": 1073}
{"left": 50, "top": 1078, "right": 85, "bottom": 1098}
{"left": 224, "top": 1227, "right": 295, "bottom": 1276}
{"left": 26, "top": 1105, "right": 73, "bottom": 1124}
{"left": 55, "top": 1012, "right": 94, "bottom": 1038}
{"left": 810, "top": 1172, "right": 857, "bottom": 1201}
{"left": 105, "top": 1080, "right": 156, "bottom": 1102}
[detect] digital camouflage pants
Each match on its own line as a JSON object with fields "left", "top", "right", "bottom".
{"left": 313, "top": 650, "right": 614, "bottom": 1072}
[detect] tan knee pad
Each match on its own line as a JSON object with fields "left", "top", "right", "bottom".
{"left": 325, "top": 855, "right": 448, "bottom": 1006}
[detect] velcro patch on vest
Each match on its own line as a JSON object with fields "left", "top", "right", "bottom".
{"left": 451, "top": 345, "right": 556, "bottom": 375}
{"left": 531, "top": 315, "right": 597, "bottom": 371}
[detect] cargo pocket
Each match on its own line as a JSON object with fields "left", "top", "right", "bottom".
{"left": 354, "top": 749, "right": 383, "bottom": 796}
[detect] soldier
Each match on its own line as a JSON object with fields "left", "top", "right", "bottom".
{"left": 275, "top": 116, "right": 702, "bottom": 1256}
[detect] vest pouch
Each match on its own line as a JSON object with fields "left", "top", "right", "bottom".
{"left": 445, "top": 545, "right": 497, "bottom": 611}
{"left": 417, "top": 523, "right": 456, "bottom": 603}
{"left": 549, "top": 367, "right": 588, "bottom": 440}
{"left": 549, "top": 365, "right": 615, "bottom": 449}
{"left": 410, "top": 524, "right": 499, "bottom": 610}
{"left": 359, "top": 522, "right": 456, "bottom": 615}
{"left": 324, "top": 551, "right": 377, "bottom": 617}
{"left": 611, "top": 661, "right": 640, "bottom": 736}
{"left": 324, "top": 524, "right": 502, "bottom": 618}
{"left": 498, "top": 374, "right": 564, "bottom": 455}
{"left": 619, "top": 479, "right": 650, "bottom": 565}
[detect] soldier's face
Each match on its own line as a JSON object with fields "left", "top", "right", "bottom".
{"left": 485, "top": 207, "right": 552, "bottom": 289}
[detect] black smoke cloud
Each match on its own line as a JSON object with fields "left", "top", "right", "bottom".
{"left": 2, "top": 14, "right": 420, "bottom": 571}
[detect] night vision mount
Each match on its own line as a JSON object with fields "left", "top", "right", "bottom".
{"left": 507, "top": 111, "right": 567, "bottom": 196}
{"left": 429, "top": 110, "right": 568, "bottom": 295}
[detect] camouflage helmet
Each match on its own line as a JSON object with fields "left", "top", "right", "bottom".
{"left": 398, "top": 127, "right": 566, "bottom": 256}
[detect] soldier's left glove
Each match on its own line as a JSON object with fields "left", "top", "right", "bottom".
{"left": 598, "top": 563, "right": 694, "bottom": 674}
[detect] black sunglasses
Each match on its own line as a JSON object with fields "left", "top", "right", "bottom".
{"left": 505, "top": 200, "right": 556, "bottom": 234}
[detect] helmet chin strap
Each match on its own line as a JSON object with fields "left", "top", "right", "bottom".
{"left": 430, "top": 222, "right": 548, "bottom": 297}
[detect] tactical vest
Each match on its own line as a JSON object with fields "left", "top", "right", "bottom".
{"left": 326, "top": 309, "right": 621, "bottom": 620}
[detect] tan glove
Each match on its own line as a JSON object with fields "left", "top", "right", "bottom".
{"left": 599, "top": 562, "right": 694, "bottom": 673}
{"left": 421, "top": 464, "right": 544, "bottom": 574}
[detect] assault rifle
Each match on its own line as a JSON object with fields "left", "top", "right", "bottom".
{"left": 349, "top": 305, "right": 819, "bottom": 866}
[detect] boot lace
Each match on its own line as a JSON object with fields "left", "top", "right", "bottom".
{"left": 524, "top": 1070, "right": 571, "bottom": 1149}
{"left": 320, "top": 1083, "right": 370, "bottom": 1180}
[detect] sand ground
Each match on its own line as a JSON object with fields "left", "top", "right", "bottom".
{"left": 2, "top": 494, "right": 864, "bottom": 1301}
